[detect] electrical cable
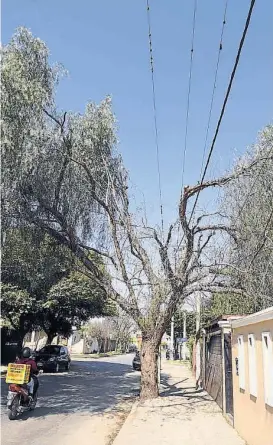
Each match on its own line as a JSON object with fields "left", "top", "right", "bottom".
{"left": 146, "top": 0, "right": 164, "bottom": 234}
{"left": 188, "top": 0, "right": 256, "bottom": 225}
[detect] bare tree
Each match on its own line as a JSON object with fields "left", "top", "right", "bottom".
{"left": 83, "top": 319, "right": 110, "bottom": 353}
{"left": 3, "top": 28, "right": 272, "bottom": 400}
{"left": 110, "top": 313, "right": 136, "bottom": 351}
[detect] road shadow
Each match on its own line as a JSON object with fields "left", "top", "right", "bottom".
{"left": 1, "top": 359, "right": 140, "bottom": 421}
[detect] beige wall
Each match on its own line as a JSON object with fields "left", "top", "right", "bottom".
{"left": 232, "top": 319, "right": 273, "bottom": 445}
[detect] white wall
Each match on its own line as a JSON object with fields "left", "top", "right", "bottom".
{"left": 67, "top": 331, "right": 99, "bottom": 354}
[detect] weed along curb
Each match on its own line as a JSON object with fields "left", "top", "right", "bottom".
{"left": 111, "top": 401, "right": 140, "bottom": 445}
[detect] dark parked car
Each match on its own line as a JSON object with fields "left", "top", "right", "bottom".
{"left": 35, "top": 345, "right": 71, "bottom": 373}
{"left": 132, "top": 351, "right": 141, "bottom": 371}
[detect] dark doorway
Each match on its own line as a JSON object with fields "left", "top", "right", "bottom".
{"left": 224, "top": 333, "right": 234, "bottom": 416}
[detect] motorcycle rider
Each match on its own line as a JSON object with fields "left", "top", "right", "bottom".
{"left": 16, "top": 347, "right": 39, "bottom": 399}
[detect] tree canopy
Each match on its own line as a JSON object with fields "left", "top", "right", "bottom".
{"left": 1, "top": 227, "right": 116, "bottom": 343}
{"left": 218, "top": 125, "right": 273, "bottom": 312}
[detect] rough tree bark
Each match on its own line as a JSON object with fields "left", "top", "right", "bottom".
{"left": 46, "top": 332, "right": 55, "bottom": 345}
{"left": 140, "top": 336, "right": 160, "bottom": 399}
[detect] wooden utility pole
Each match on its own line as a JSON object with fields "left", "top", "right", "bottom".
{"left": 195, "top": 292, "right": 201, "bottom": 387}
{"left": 195, "top": 292, "right": 201, "bottom": 386}
{"left": 196, "top": 292, "right": 201, "bottom": 333}
{"left": 182, "top": 311, "right": 187, "bottom": 360}
{"left": 170, "top": 315, "right": 175, "bottom": 360}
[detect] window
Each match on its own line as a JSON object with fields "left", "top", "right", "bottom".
{"left": 262, "top": 332, "right": 273, "bottom": 407}
{"left": 238, "top": 335, "right": 245, "bottom": 390}
{"left": 39, "top": 346, "right": 61, "bottom": 355}
{"left": 248, "top": 334, "right": 257, "bottom": 397}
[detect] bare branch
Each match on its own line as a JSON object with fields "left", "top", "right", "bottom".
{"left": 196, "top": 211, "right": 228, "bottom": 225}
{"left": 43, "top": 108, "right": 63, "bottom": 128}
{"left": 183, "top": 282, "right": 250, "bottom": 298}
{"left": 165, "top": 224, "right": 174, "bottom": 248}
{"left": 194, "top": 224, "right": 238, "bottom": 242}
{"left": 79, "top": 243, "right": 118, "bottom": 269}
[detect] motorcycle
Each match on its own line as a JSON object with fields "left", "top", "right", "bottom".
{"left": 7, "top": 380, "right": 38, "bottom": 420}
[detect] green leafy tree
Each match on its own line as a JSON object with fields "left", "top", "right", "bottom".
{"left": 1, "top": 284, "right": 37, "bottom": 347}
{"left": 205, "top": 292, "right": 254, "bottom": 319}
{"left": 222, "top": 126, "right": 273, "bottom": 311}
{"left": 2, "top": 228, "right": 115, "bottom": 343}
{"left": 166, "top": 310, "right": 196, "bottom": 341}
{"left": 41, "top": 272, "right": 116, "bottom": 343}
{"left": 2, "top": 227, "right": 73, "bottom": 296}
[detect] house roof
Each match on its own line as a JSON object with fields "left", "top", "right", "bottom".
{"left": 231, "top": 306, "right": 273, "bottom": 328}
{"left": 205, "top": 314, "right": 243, "bottom": 330}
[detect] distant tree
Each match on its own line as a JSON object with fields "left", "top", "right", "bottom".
{"left": 166, "top": 310, "right": 196, "bottom": 341}
{"left": 110, "top": 313, "right": 136, "bottom": 351}
{"left": 83, "top": 320, "right": 109, "bottom": 353}
{"left": 205, "top": 292, "right": 254, "bottom": 319}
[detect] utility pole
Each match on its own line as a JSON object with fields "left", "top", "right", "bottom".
{"left": 195, "top": 292, "right": 201, "bottom": 386}
{"left": 170, "top": 315, "right": 175, "bottom": 360}
{"left": 196, "top": 293, "right": 201, "bottom": 333}
{"left": 182, "top": 311, "right": 187, "bottom": 360}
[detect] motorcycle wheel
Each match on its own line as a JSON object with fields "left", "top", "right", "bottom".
{"left": 8, "top": 395, "right": 19, "bottom": 420}
{"left": 29, "top": 393, "right": 38, "bottom": 411}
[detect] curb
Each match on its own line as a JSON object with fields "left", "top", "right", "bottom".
{"left": 71, "top": 353, "right": 127, "bottom": 360}
{"left": 112, "top": 400, "right": 139, "bottom": 444}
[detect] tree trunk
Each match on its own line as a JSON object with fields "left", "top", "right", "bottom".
{"left": 46, "top": 332, "right": 55, "bottom": 345}
{"left": 140, "top": 339, "right": 159, "bottom": 400}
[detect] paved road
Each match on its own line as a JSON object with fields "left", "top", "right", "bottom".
{"left": 1, "top": 354, "right": 140, "bottom": 445}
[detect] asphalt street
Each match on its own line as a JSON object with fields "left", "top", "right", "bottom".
{"left": 1, "top": 354, "right": 140, "bottom": 445}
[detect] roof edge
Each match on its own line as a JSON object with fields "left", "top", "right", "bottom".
{"left": 231, "top": 306, "right": 273, "bottom": 329}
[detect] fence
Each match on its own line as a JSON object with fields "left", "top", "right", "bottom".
{"left": 197, "top": 317, "right": 239, "bottom": 422}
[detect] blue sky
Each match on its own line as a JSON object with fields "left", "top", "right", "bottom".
{"left": 3, "top": 0, "right": 273, "bottom": 229}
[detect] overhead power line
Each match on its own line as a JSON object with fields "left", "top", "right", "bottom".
{"left": 181, "top": 0, "right": 198, "bottom": 191}
{"left": 189, "top": 0, "right": 256, "bottom": 224}
{"left": 146, "top": 0, "right": 164, "bottom": 234}
{"left": 199, "top": 0, "right": 229, "bottom": 177}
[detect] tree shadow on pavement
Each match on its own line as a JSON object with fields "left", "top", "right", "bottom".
{"left": 159, "top": 372, "right": 214, "bottom": 404}
{"left": 1, "top": 360, "right": 140, "bottom": 421}
{"left": 160, "top": 374, "right": 190, "bottom": 397}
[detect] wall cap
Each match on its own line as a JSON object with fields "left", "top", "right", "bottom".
{"left": 231, "top": 306, "right": 273, "bottom": 328}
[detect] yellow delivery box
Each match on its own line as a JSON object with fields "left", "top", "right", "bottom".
{"left": 6, "top": 363, "right": 31, "bottom": 384}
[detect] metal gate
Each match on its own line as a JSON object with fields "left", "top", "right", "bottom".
{"left": 204, "top": 333, "right": 223, "bottom": 410}
{"left": 224, "top": 333, "right": 234, "bottom": 416}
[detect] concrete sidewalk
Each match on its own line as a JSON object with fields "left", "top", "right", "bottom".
{"left": 113, "top": 361, "right": 245, "bottom": 445}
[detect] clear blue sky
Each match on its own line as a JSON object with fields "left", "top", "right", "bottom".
{"left": 3, "top": 0, "right": 273, "bottom": 229}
